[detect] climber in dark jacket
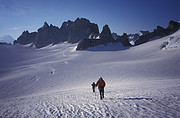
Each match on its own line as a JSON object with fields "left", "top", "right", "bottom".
{"left": 91, "top": 82, "right": 96, "bottom": 92}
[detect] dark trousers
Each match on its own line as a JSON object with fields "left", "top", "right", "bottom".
{"left": 92, "top": 87, "right": 95, "bottom": 92}
{"left": 99, "top": 87, "right": 104, "bottom": 100}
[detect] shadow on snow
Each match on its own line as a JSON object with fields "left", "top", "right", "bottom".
{"left": 109, "top": 97, "right": 153, "bottom": 101}
{"left": 85, "top": 43, "right": 132, "bottom": 52}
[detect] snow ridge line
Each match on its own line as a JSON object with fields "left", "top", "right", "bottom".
{"left": 102, "top": 100, "right": 114, "bottom": 118}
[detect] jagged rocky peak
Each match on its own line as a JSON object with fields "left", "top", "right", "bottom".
{"left": 37, "top": 22, "right": 49, "bottom": 33}
{"left": 23, "top": 30, "right": 30, "bottom": 34}
{"left": 38, "top": 22, "right": 60, "bottom": 31}
{"left": 14, "top": 30, "right": 37, "bottom": 45}
{"left": 60, "top": 17, "right": 99, "bottom": 43}
{"left": 122, "top": 33, "right": 128, "bottom": 37}
{"left": 72, "top": 18, "right": 99, "bottom": 32}
{"left": 15, "top": 18, "right": 179, "bottom": 49}
{"left": 101, "top": 25, "right": 111, "bottom": 34}
{"left": 154, "top": 25, "right": 167, "bottom": 36}
{"left": 18, "top": 30, "right": 31, "bottom": 37}
{"left": 135, "top": 20, "right": 180, "bottom": 45}
{"left": 166, "top": 20, "right": 179, "bottom": 32}
{"left": 100, "top": 24, "right": 113, "bottom": 41}
{"left": 116, "top": 33, "right": 131, "bottom": 46}
{"left": 61, "top": 20, "right": 73, "bottom": 28}
{"left": 74, "top": 18, "right": 91, "bottom": 24}
{"left": 37, "top": 22, "right": 49, "bottom": 32}
{"left": 61, "top": 18, "right": 92, "bottom": 29}
{"left": 50, "top": 24, "right": 53, "bottom": 27}
{"left": 15, "top": 18, "right": 100, "bottom": 48}
{"left": 43, "top": 22, "right": 49, "bottom": 28}
{"left": 76, "top": 24, "right": 114, "bottom": 50}
{"left": 34, "top": 21, "right": 62, "bottom": 48}
{"left": 156, "top": 25, "right": 164, "bottom": 30}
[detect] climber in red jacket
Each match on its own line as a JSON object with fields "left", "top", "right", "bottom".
{"left": 96, "top": 77, "right": 106, "bottom": 100}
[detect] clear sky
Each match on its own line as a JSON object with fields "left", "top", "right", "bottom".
{"left": 0, "top": 0, "right": 180, "bottom": 40}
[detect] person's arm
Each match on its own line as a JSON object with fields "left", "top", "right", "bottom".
{"left": 96, "top": 80, "right": 99, "bottom": 87}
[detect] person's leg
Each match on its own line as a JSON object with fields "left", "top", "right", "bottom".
{"left": 102, "top": 87, "right": 104, "bottom": 98}
{"left": 93, "top": 87, "right": 95, "bottom": 92}
{"left": 99, "top": 88, "right": 102, "bottom": 100}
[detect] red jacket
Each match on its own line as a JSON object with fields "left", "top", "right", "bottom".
{"left": 96, "top": 79, "right": 106, "bottom": 88}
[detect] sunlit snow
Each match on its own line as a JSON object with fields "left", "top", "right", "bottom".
{"left": 0, "top": 30, "right": 180, "bottom": 117}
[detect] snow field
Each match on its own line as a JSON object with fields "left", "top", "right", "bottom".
{"left": 0, "top": 30, "right": 180, "bottom": 117}
{"left": 0, "top": 79, "right": 180, "bottom": 118}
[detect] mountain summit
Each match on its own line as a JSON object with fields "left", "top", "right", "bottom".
{"left": 14, "top": 18, "right": 180, "bottom": 50}
{"left": 0, "top": 35, "right": 14, "bottom": 44}
{"left": 14, "top": 18, "right": 99, "bottom": 48}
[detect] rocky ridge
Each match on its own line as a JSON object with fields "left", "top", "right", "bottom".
{"left": 14, "top": 18, "right": 99, "bottom": 48}
{"left": 14, "top": 18, "right": 180, "bottom": 50}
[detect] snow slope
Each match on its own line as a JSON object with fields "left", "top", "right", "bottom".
{"left": 0, "top": 30, "right": 180, "bottom": 117}
{"left": 161, "top": 29, "right": 180, "bottom": 50}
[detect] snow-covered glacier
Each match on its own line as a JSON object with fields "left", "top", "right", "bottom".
{"left": 0, "top": 30, "right": 180, "bottom": 117}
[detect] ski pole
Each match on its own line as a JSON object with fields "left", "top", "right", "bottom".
{"left": 95, "top": 91, "right": 96, "bottom": 99}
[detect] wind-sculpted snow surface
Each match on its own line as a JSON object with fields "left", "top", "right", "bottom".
{"left": 0, "top": 30, "right": 180, "bottom": 117}
{"left": 0, "top": 80, "right": 180, "bottom": 118}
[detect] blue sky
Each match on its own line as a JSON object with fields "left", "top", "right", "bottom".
{"left": 0, "top": 0, "right": 180, "bottom": 40}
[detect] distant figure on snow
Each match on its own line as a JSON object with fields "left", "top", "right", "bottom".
{"left": 91, "top": 82, "right": 96, "bottom": 92}
{"left": 96, "top": 77, "right": 106, "bottom": 100}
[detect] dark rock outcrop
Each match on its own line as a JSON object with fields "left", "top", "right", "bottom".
{"left": 135, "top": 32, "right": 156, "bottom": 45}
{"left": 14, "top": 30, "right": 37, "bottom": 45}
{"left": 76, "top": 25, "right": 116, "bottom": 50}
{"left": 15, "top": 19, "right": 179, "bottom": 49}
{"left": 59, "top": 18, "right": 99, "bottom": 43}
{"left": 34, "top": 22, "right": 61, "bottom": 48}
{"left": 76, "top": 38, "right": 102, "bottom": 50}
{"left": 154, "top": 26, "right": 167, "bottom": 36}
{"left": 166, "top": 20, "right": 180, "bottom": 34}
{"left": 14, "top": 18, "right": 99, "bottom": 48}
{"left": 135, "top": 20, "right": 179, "bottom": 45}
{"left": 116, "top": 33, "right": 131, "bottom": 46}
{"left": 100, "top": 25, "right": 114, "bottom": 45}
